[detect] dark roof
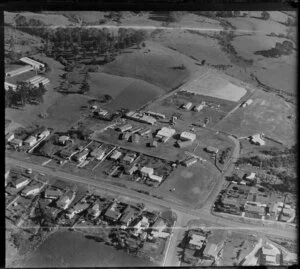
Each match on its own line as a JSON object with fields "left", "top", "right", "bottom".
{"left": 105, "top": 209, "right": 121, "bottom": 221}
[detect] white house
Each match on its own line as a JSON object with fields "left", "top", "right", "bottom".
{"left": 38, "top": 129, "right": 50, "bottom": 139}
{"left": 140, "top": 167, "right": 154, "bottom": 177}
{"left": 180, "top": 131, "right": 196, "bottom": 142}
{"left": 149, "top": 174, "right": 163, "bottom": 183}
{"left": 14, "top": 177, "right": 31, "bottom": 189}
{"left": 24, "top": 136, "right": 37, "bottom": 147}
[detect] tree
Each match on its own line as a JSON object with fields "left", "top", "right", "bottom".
{"left": 261, "top": 11, "right": 270, "bottom": 20}
{"left": 15, "top": 14, "right": 27, "bottom": 26}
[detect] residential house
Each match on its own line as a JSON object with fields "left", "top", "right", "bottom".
{"left": 140, "top": 167, "right": 154, "bottom": 177}
{"left": 5, "top": 133, "right": 14, "bottom": 143}
{"left": 21, "top": 185, "right": 43, "bottom": 197}
{"left": 182, "top": 102, "right": 193, "bottom": 110}
{"left": 90, "top": 148, "right": 106, "bottom": 160}
{"left": 193, "top": 104, "right": 204, "bottom": 112}
{"left": 145, "top": 111, "right": 166, "bottom": 119}
{"left": 44, "top": 189, "right": 63, "bottom": 199}
{"left": 38, "top": 129, "right": 50, "bottom": 139}
{"left": 180, "top": 131, "right": 196, "bottom": 142}
{"left": 24, "top": 136, "right": 37, "bottom": 147}
{"left": 152, "top": 218, "right": 167, "bottom": 233}
{"left": 58, "top": 135, "right": 70, "bottom": 145}
{"left": 249, "top": 134, "right": 266, "bottom": 146}
{"left": 149, "top": 174, "right": 163, "bottom": 183}
{"left": 149, "top": 140, "right": 158, "bottom": 147}
{"left": 131, "top": 133, "right": 140, "bottom": 144}
{"left": 123, "top": 153, "right": 136, "bottom": 164}
{"left": 56, "top": 190, "right": 76, "bottom": 210}
{"left": 87, "top": 202, "right": 102, "bottom": 219}
{"left": 74, "top": 149, "right": 89, "bottom": 162}
{"left": 14, "top": 177, "right": 31, "bottom": 189}
{"left": 59, "top": 148, "right": 78, "bottom": 160}
{"left": 203, "top": 243, "right": 218, "bottom": 259}
{"left": 188, "top": 233, "right": 206, "bottom": 250}
{"left": 104, "top": 202, "right": 122, "bottom": 222}
{"left": 133, "top": 216, "right": 150, "bottom": 236}
{"left": 109, "top": 150, "right": 122, "bottom": 161}
{"left": 151, "top": 231, "right": 169, "bottom": 238}
{"left": 66, "top": 202, "right": 90, "bottom": 219}
{"left": 10, "top": 138, "right": 23, "bottom": 147}
{"left": 122, "top": 131, "right": 131, "bottom": 141}
{"left": 119, "top": 207, "right": 137, "bottom": 227}
{"left": 125, "top": 165, "right": 138, "bottom": 175}
{"left": 245, "top": 172, "right": 256, "bottom": 180}
{"left": 244, "top": 201, "right": 266, "bottom": 216}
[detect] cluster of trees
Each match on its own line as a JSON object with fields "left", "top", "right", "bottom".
{"left": 192, "top": 11, "right": 244, "bottom": 18}
{"left": 5, "top": 82, "right": 47, "bottom": 108}
{"left": 254, "top": 40, "right": 294, "bottom": 58}
{"left": 219, "top": 147, "right": 232, "bottom": 164}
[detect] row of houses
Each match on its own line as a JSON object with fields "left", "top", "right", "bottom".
{"left": 6, "top": 129, "right": 51, "bottom": 148}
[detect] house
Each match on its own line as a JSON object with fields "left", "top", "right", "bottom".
{"left": 149, "top": 174, "right": 163, "bottom": 183}
{"left": 90, "top": 148, "right": 106, "bottom": 160}
{"left": 149, "top": 140, "right": 158, "bottom": 147}
{"left": 151, "top": 231, "right": 169, "bottom": 238}
{"left": 74, "top": 149, "right": 89, "bottom": 162}
{"left": 249, "top": 134, "right": 266, "bottom": 146}
{"left": 180, "top": 131, "right": 196, "bottom": 142}
{"left": 66, "top": 202, "right": 90, "bottom": 219}
{"left": 133, "top": 216, "right": 150, "bottom": 236}
{"left": 123, "top": 153, "right": 136, "bottom": 164}
{"left": 156, "top": 127, "right": 176, "bottom": 142}
{"left": 87, "top": 202, "right": 102, "bottom": 219}
{"left": 145, "top": 111, "right": 166, "bottom": 119}
{"left": 131, "top": 133, "right": 140, "bottom": 144}
{"left": 177, "top": 140, "right": 194, "bottom": 148}
{"left": 188, "top": 234, "right": 206, "bottom": 249}
{"left": 245, "top": 172, "right": 256, "bottom": 180}
{"left": 24, "top": 136, "right": 37, "bottom": 147}
{"left": 125, "top": 165, "right": 138, "bottom": 175}
{"left": 104, "top": 202, "right": 121, "bottom": 222}
{"left": 182, "top": 157, "right": 198, "bottom": 167}
{"left": 38, "top": 129, "right": 50, "bottom": 139}
{"left": 119, "top": 207, "right": 136, "bottom": 226}
{"left": 10, "top": 138, "right": 23, "bottom": 147}
{"left": 203, "top": 243, "right": 218, "bottom": 258}
{"left": 241, "top": 99, "right": 253, "bottom": 108}
{"left": 5, "top": 133, "right": 14, "bottom": 142}
{"left": 222, "top": 197, "right": 238, "bottom": 208}
{"left": 141, "top": 232, "right": 148, "bottom": 240}
{"left": 205, "top": 146, "right": 219, "bottom": 154}
{"left": 44, "top": 189, "right": 63, "bottom": 199}
{"left": 5, "top": 81, "right": 17, "bottom": 90}
{"left": 244, "top": 201, "right": 266, "bottom": 215}
{"left": 122, "top": 131, "right": 131, "bottom": 141}
{"left": 182, "top": 102, "right": 193, "bottom": 110}
{"left": 140, "top": 167, "right": 154, "bottom": 177}
{"left": 21, "top": 185, "right": 43, "bottom": 197}
{"left": 94, "top": 109, "right": 108, "bottom": 117}
{"left": 152, "top": 218, "right": 167, "bottom": 233}
{"left": 59, "top": 148, "right": 78, "bottom": 160}
{"left": 58, "top": 135, "right": 70, "bottom": 145}
{"left": 14, "top": 177, "right": 31, "bottom": 189}
{"left": 193, "top": 104, "right": 204, "bottom": 112}
{"left": 109, "top": 150, "right": 122, "bottom": 160}
{"left": 125, "top": 111, "right": 156, "bottom": 125}
{"left": 56, "top": 190, "right": 76, "bottom": 210}
{"left": 19, "top": 57, "right": 45, "bottom": 69}
{"left": 116, "top": 123, "right": 133, "bottom": 133}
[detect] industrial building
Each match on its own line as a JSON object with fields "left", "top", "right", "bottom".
{"left": 182, "top": 157, "right": 198, "bottom": 167}
{"left": 20, "top": 57, "right": 45, "bottom": 69}
{"left": 180, "top": 131, "right": 196, "bottom": 142}
{"left": 156, "top": 127, "right": 176, "bottom": 142}
{"left": 26, "top": 76, "right": 50, "bottom": 87}
{"left": 125, "top": 111, "right": 156, "bottom": 125}
{"left": 145, "top": 111, "right": 166, "bottom": 119}
{"left": 5, "top": 81, "right": 17, "bottom": 90}
{"left": 5, "top": 65, "right": 34, "bottom": 77}
{"left": 116, "top": 123, "right": 132, "bottom": 133}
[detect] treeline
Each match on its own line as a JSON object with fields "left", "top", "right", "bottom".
{"left": 14, "top": 14, "right": 147, "bottom": 62}
{"left": 5, "top": 82, "right": 47, "bottom": 108}
{"left": 254, "top": 40, "right": 294, "bottom": 58}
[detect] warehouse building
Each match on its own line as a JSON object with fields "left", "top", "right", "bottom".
{"left": 116, "top": 123, "right": 132, "bottom": 133}
{"left": 125, "top": 111, "right": 156, "bottom": 125}
{"left": 5, "top": 65, "right": 34, "bottom": 77}
{"left": 180, "top": 131, "right": 196, "bottom": 142}
{"left": 20, "top": 57, "right": 45, "bottom": 69}
{"left": 156, "top": 127, "right": 176, "bottom": 142}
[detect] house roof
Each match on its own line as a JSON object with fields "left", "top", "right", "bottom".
{"left": 189, "top": 234, "right": 206, "bottom": 247}
{"left": 140, "top": 166, "right": 154, "bottom": 175}
{"left": 105, "top": 209, "right": 121, "bottom": 220}
{"left": 180, "top": 131, "right": 196, "bottom": 141}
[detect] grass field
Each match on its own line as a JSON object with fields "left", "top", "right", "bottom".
{"left": 88, "top": 72, "right": 164, "bottom": 110}
{"left": 102, "top": 41, "right": 192, "bottom": 92}
{"left": 158, "top": 164, "right": 219, "bottom": 207}
{"left": 215, "top": 90, "right": 296, "bottom": 146}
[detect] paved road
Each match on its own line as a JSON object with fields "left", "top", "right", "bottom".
{"left": 6, "top": 157, "right": 296, "bottom": 241}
